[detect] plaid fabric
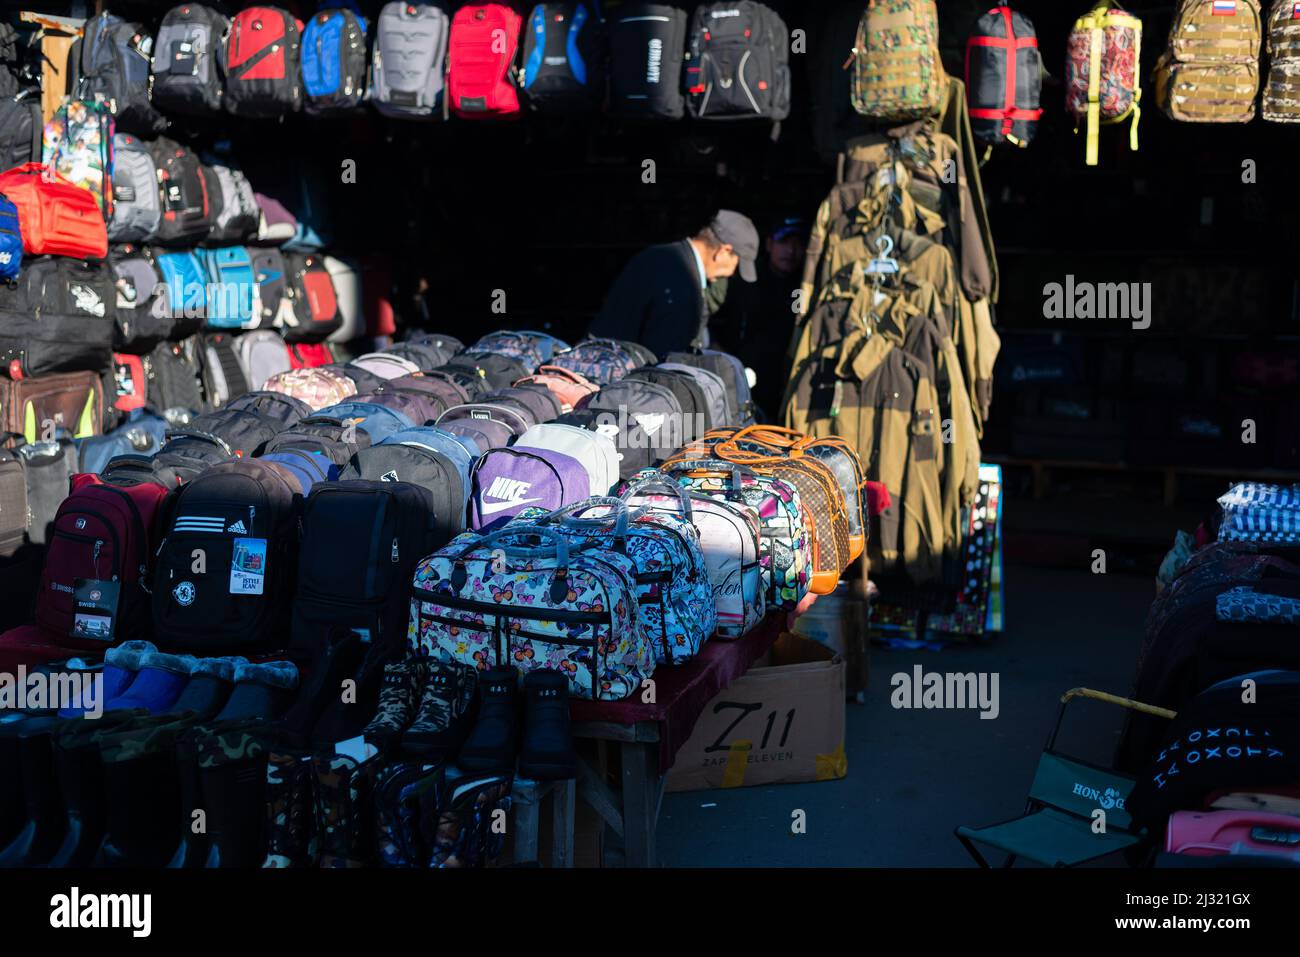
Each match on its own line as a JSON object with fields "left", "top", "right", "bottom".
{"left": 1219, "top": 483, "right": 1300, "bottom": 543}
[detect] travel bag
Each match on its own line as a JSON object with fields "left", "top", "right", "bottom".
{"left": 152, "top": 3, "right": 230, "bottom": 115}
{"left": 222, "top": 6, "right": 303, "bottom": 118}
{"left": 965, "top": 5, "right": 1044, "bottom": 146}
{"left": 1066, "top": 1, "right": 1143, "bottom": 165}
{"left": 0, "top": 371, "right": 104, "bottom": 449}
{"left": 0, "top": 255, "right": 115, "bottom": 379}
{"left": 0, "top": 163, "right": 108, "bottom": 260}
{"left": 371, "top": 2, "right": 450, "bottom": 119}
{"left": 684, "top": 1, "right": 790, "bottom": 121}
{"left": 1154, "top": 0, "right": 1261, "bottom": 123}
{"left": 849, "top": 0, "right": 945, "bottom": 121}
{"left": 521, "top": 3, "right": 606, "bottom": 113}
{"left": 448, "top": 4, "right": 523, "bottom": 119}
{"left": 608, "top": 3, "right": 686, "bottom": 119}
{"left": 301, "top": 8, "right": 368, "bottom": 115}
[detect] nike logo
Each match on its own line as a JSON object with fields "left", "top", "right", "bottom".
{"left": 479, "top": 497, "right": 543, "bottom": 516}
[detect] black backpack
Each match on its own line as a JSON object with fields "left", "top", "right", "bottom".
{"left": 200, "top": 332, "right": 251, "bottom": 409}
{"left": 383, "top": 342, "right": 452, "bottom": 373}
{"left": 152, "top": 459, "right": 301, "bottom": 652}
{"left": 341, "top": 445, "right": 467, "bottom": 544}
{"left": 180, "top": 406, "right": 285, "bottom": 457}
{"left": 111, "top": 245, "right": 172, "bottom": 354}
{"left": 70, "top": 11, "right": 167, "bottom": 135}
{"left": 425, "top": 367, "right": 489, "bottom": 400}
{"left": 521, "top": 3, "right": 607, "bottom": 113}
{"left": 151, "top": 3, "right": 230, "bottom": 116}
{"left": 226, "top": 390, "right": 311, "bottom": 428}
{"left": 291, "top": 480, "right": 441, "bottom": 656}
{"left": 0, "top": 96, "right": 43, "bottom": 170}
{"left": 262, "top": 414, "right": 372, "bottom": 465}
{"left": 101, "top": 452, "right": 185, "bottom": 490}
{"left": 684, "top": 1, "right": 789, "bottom": 121}
{"left": 16, "top": 438, "right": 80, "bottom": 546}
{"left": 442, "top": 351, "right": 530, "bottom": 392}
{"left": 150, "top": 138, "right": 214, "bottom": 246}
{"left": 0, "top": 256, "right": 116, "bottom": 379}
{"left": 625, "top": 365, "right": 708, "bottom": 431}
{"left": 966, "top": 5, "right": 1041, "bottom": 148}
{"left": 572, "top": 376, "right": 685, "bottom": 478}
{"left": 481, "top": 386, "right": 561, "bottom": 425}
{"left": 145, "top": 337, "right": 207, "bottom": 419}
{"left": 666, "top": 348, "right": 755, "bottom": 425}
{"left": 405, "top": 332, "right": 465, "bottom": 363}
{"left": 317, "top": 362, "right": 384, "bottom": 396}
{"left": 608, "top": 3, "right": 686, "bottom": 119}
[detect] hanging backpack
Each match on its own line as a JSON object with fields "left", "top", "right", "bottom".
{"left": 0, "top": 372, "right": 104, "bottom": 449}
{"left": 448, "top": 4, "right": 524, "bottom": 118}
{"left": 1154, "top": 0, "right": 1261, "bottom": 123}
{"left": 145, "top": 337, "right": 207, "bottom": 419}
{"left": 301, "top": 8, "right": 368, "bottom": 114}
{"left": 155, "top": 249, "right": 209, "bottom": 333}
{"left": 150, "top": 138, "right": 213, "bottom": 245}
{"left": 250, "top": 247, "right": 294, "bottom": 330}
{"left": 0, "top": 256, "right": 116, "bottom": 379}
{"left": 1066, "top": 1, "right": 1143, "bottom": 166}
{"left": 107, "top": 133, "right": 160, "bottom": 242}
{"left": 0, "top": 192, "right": 21, "bottom": 282}
{"left": 323, "top": 254, "right": 364, "bottom": 343}
{"left": 69, "top": 11, "right": 167, "bottom": 135}
{"left": 521, "top": 3, "right": 606, "bottom": 112}
{"left": 202, "top": 246, "right": 258, "bottom": 330}
{"left": 0, "top": 97, "right": 43, "bottom": 171}
{"left": 283, "top": 252, "right": 342, "bottom": 342}
{"left": 151, "top": 459, "right": 301, "bottom": 653}
{"left": 223, "top": 6, "right": 304, "bottom": 118}
{"left": 684, "top": 1, "right": 790, "bottom": 121}
{"left": 372, "top": 2, "right": 450, "bottom": 119}
{"left": 235, "top": 330, "right": 293, "bottom": 390}
{"left": 201, "top": 154, "right": 260, "bottom": 245}
{"left": 1262, "top": 0, "right": 1300, "bottom": 122}
{"left": 200, "top": 332, "right": 252, "bottom": 407}
{"left": 42, "top": 99, "right": 115, "bottom": 219}
{"left": 966, "top": 5, "right": 1044, "bottom": 147}
{"left": 263, "top": 365, "right": 357, "bottom": 409}
{"left": 287, "top": 341, "right": 335, "bottom": 369}
{"left": 608, "top": 3, "right": 687, "bottom": 119}
{"left": 849, "top": 0, "right": 945, "bottom": 121}
{"left": 152, "top": 3, "right": 230, "bottom": 116}
{"left": 110, "top": 244, "right": 172, "bottom": 353}
{"left": 0, "top": 163, "right": 108, "bottom": 260}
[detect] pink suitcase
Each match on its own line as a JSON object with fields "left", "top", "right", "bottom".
{"left": 1166, "top": 810, "right": 1300, "bottom": 862}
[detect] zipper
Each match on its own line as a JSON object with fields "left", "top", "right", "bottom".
{"left": 418, "top": 588, "right": 607, "bottom": 626}
{"left": 52, "top": 528, "right": 120, "bottom": 582}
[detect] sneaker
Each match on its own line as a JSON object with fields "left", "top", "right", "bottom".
{"left": 401, "top": 661, "right": 476, "bottom": 760}
{"left": 455, "top": 666, "right": 519, "bottom": 774}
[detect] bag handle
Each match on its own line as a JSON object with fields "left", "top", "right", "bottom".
{"left": 620, "top": 475, "right": 694, "bottom": 522}
{"left": 661, "top": 457, "right": 755, "bottom": 489}
{"left": 164, "top": 429, "right": 234, "bottom": 458}
{"left": 535, "top": 497, "right": 636, "bottom": 538}
{"left": 451, "top": 524, "right": 576, "bottom": 603}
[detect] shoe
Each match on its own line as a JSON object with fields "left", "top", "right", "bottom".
{"left": 262, "top": 750, "right": 317, "bottom": 868}
{"left": 518, "top": 670, "right": 578, "bottom": 780}
{"left": 310, "top": 642, "right": 396, "bottom": 747}
{"left": 375, "top": 761, "right": 443, "bottom": 868}
{"left": 102, "top": 652, "right": 197, "bottom": 715}
{"left": 45, "top": 710, "right": 141, "bottom": 867}
{"left": 276, "top": 634, "right": 368, "bottom": 747}
{"left": 57, "top": 640, "right": 155, "bottom": 718}
{"left": 198, "top": 722, "right": 274, "bottom": 868}
{"left": 0, "top": 717, "right": 64, "bottom": 866}
{"left": 362, "top": 659, "right": 428, "bottom": 751}
{"left": 214, "top": 660, "right": 299, "bottom": 723}
{"left": 168, "top": 656, "right": 243, "bottom": 720}
{"left": 401, "top": 661, "right": 477, "bottom": 760}
{"left": 425, "top": 771, "right": 513, "bottom": 868}
{"left": 456, "top": 666, "right": 519, "bottom": 774}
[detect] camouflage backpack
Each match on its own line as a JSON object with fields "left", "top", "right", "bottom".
{"left": 1263, "top": 0, "right": 1300, "bottom": 122}
{"left": 1154, "top": 0, "right": 1261, "bottom": 123}
{"left": 848, "top": 0, "right": 945, "bottom": 122}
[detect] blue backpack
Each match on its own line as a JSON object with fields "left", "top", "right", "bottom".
{"left": 382, "top": 426, "right": 478, "bottom": 499}
{"left": 521, "top": 3, "right": 606, "bottom": 113}
{"left": 301, "top": 9, "right": 368, "bottom": 115}
{"left": 314, "top": 400, "right": 415, "bottom": 442}
{"left": 203, "top": 246, "right": 257, "bottom": 329}
{"left": 0, "top": 193, "right": 21, "bottom": 281}
{"left": 76, "top": 410, "right": 169, "bottom": 474}
{"left": 260, "top": 448, "right": 338, "bottom": 493}
{"left": 155, "top": 250, "right": 209, "bottom": 335}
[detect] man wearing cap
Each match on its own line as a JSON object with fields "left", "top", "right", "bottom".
{"left": 588, "top": 210, "right": 759, "bottom": 357}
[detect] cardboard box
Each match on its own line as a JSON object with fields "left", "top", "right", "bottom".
{"left": 666, "top": 633, "right": 847, "bottom": 792}
{"left": 792, "top": 583, "right": 869, "bottom": 699}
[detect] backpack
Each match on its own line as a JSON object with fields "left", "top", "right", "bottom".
{"left": 222, "top": 6, "right": 303, "bottom": 118}
{"left": 1265, "top": 0, "right": 1300, "bottom": 122}
{"left": 202, "top": 246, "right": 258, "bottom": 329}
{"left": 113, "top": 352, "right": 147, "bottom": 412}
{"left": 0, "top": 97, "right": 42, "bottom": 171}
{"left": 471, "top": 330, "right": 570, "bottom": 374}
{"left": 515, "top": 422, "right": 619, "bottom": 496}
{"left": 263, "top": 366, "right": 358, "bottom": 409}
{"left": 406, "top": 331, "right": 465, "bottom": 361}
{"left": 145, "top": 337, "right": 207, "bottom": 418}
{"left": 227, "top": 388, "right": 311, "bottom": 427}
{"left": 36, "top": 475, "right": 168, "bottom": 648}
{"left": 0, "top": 192, "right": 21, "bottom": 282}
{"left": 283, "top": 252, "right": 341, "bottom": 342}
{"left": 152, "top": 3, "right": 230, "bottom": 115}
{"left": 16, "top": 437, "right": 80, "bottom": 546}
{"left": 107, "top": 134, "right": 160, "bottom": 243}
{"left": 200, "top": 332, "right": 252, "bottom": 407}
{"left": 0, "top": 163, "right": 108, "bottom": 260}
{"left": 151, "top": 459, "right": 301, "bottom": 652}
{"left": 1066, "top": 1, "right": 1143, "bottom": 166}
{"left": 251, "top": 247, "right": 295, "bottom": 329}
{"left": 427, "top": 366, "right": 490, "bottom": 400}
{"left": 372, "top": 2, "right": 450, "bottom": 119}
{"left": 235, "top": 330, "right": 293, "bottom": 390}
{"left": 183, "top": 406, "right": 285, "bottom": 456}
{"left": 0, "top": 448, "right": 24, "bottom": 558}
{"left": 254, "top": 190, "right": 297, "bottom": 244}
{"left": 341, "top": 437, "right": 470, "bottom": 542}
{"left": 42, "top": 99, "right": 115, "bottom": 219}
{"left": 442, "top": 351, "right": 531, "bottom": 391}
{"left": 574, "top": 376, "right": 686, "bottom": 479}
{"left": 201, "top": 154, "right": 260, "bottom": 245}
{"left": 155, "top": 249, "right": 209, "bottom": 334}
{"left": 314, "top": 399, "right": 416, "bottom": 442}
{"left": 69, "top": 11, "right": 166, "bottom": 135}
{"left": 513, "top": 364, "right": 598, "bottom": 413}
{"left": 624, "top": 365, "right": 715, "bottom": 436}
{"left": 352, "top": 389, "right": 439, "bottom": 424}
{"left": 684, "top": 2, "right": 790, "bottom": 121}
{"left": 149, "top": 138, "right": 213, "bottom": 245}
{"left": 323, "top": 254, "right": 364, "bottom": 343}
{"left": 262, "top": 413, "right": 372, "bottom": 464}
{"left": 440, "top": 416, "right": 513, "bottom": 451}
{"left": 301, "top": 8, "right": 369, "bottom": 115}
{"left": 619, "top": 473, "right": 764, "bottom": 639}
{"left": 330, "top": 360, "right": 387, "bottom": 393}
{"left": 350, "top": 352, "right": 422, "bottom": 380}
{"left": 652, "top": 362, "right": 728, "bottom": 430}
{"left": 966, "top": 6, "right": 1044, "bottom": 146}
{"left": 665, "top": 348, "right": 754, "bottom": 425}
{"left": 76, "top": 409, "right": 169, "bottom": 474}
{"left": 409, "top": 524, "right": 653, "bottom": 700}
{"left": 0, "top": 255, "right": 116, "bottom": 379}
{"left": 294, "top": 480, "right": 441, "bottom": 655}
{"left": 479, "top": 386, "right": 561, "bottom": 425}
{"left": 521, "top": 3, "right": 606, "bottom": 112}
{"left": 437, "top": 400, "right": 535, "bottom": 439}
{"left": 258, "top": 448, "right": 335, "bottom": 492}
{"left": 376, "top": 373, "right": 468, "bottom": 418}
{"left": 608, "top": 3, "right": 687, "bottom": 119}
{"left": 1155, "top": 0, "right": 1261, "bottom": 124}
{"left": 448, "top": 4, "right": 524, "bottom": 119}
{"left": 382, "top": 342, "right": 454, "bottom": 372}
{"left": 849, "top": 0, "right": 944, "bottom": 121}
{"left": 287, "top": 341, "right": 336, "bottom": 369}
{"left": 550, "top": 337, "right": 650, "bottom": 385}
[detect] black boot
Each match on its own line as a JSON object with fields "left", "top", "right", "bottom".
{"left": 311, "top": 642, "right": 397, "bottom": 747}
{"left": 93, "top": 716, "right": 193, "bottom": 868}
{"left": 198, "top": 722, "right": 273, "bottom": 868}
{"left": 456, "top": 667, "right": 520, "bottom": 774}
{"left": 518, "top": 670, "right": 578, "bottom": 780}
{"left": 167, "top": 731, "right": 208, "bottom": 868}
{"left": 47, "top": 711, "right": 141, "bottom": 867}
{"left": 0, "top": 717, "right": 64, "bottom": 867}
{"left": 276, "top": 634, "right": 368, "bottom": 748}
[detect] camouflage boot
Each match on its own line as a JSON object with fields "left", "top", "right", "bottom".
{"left": 195, "top": 720, "right": 274, "bottom": 868}
{"left": 362, "top": 659, "right": 428, "bottom": 751}
{"left": 313, "top": 747, "right": 385, "bottom": 868}
{"left": 374, "top": 761, "right": 443, "bottom": 867}
{"left": 263, "top": 750, "right": 318, "bottom": 868}
{"left": 424, "top": 772, "right": 513, "bottom": 868}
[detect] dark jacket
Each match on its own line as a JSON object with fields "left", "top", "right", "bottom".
{"left": 589, "top": 240, "right": 707, "bottom": 357}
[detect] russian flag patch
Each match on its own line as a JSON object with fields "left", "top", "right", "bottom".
{"left": 1294, "top": 0, "right": 1300, "bottom": 18}
{"left": 1211, "top": 0, "right": 1236, "bottom": 14}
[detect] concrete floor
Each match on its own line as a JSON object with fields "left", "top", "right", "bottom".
{"left": 658, "top": 563, "right": 1156, "bottom": 867}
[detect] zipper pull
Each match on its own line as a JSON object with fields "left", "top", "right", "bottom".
{"left": 93, "top": 539, "right": 103, "bottom": 579}
{"left": 391, "top": 538, "right": 399, "bottom": 563}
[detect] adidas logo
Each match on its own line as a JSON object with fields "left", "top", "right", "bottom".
{"left": 226, "top": 519, "right": 248, "bottom": 534}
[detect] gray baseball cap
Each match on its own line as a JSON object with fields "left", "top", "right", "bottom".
{"left": 711, "top": 210, "right": 760, "bottom": 282}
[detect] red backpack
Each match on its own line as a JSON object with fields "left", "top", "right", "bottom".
{"left": 36, "top": 473, "right": 168, "bottom": 649}
{"left": 0, "top": 163, "right": 108, "bottom": 259}
{"left": 223, "top": 6, "right": 304, "bottom": 117}
{"left": 287, "top": 342, "right": 335, "bottom": 369}
{"left": 448, "top": 4, "right": 523, "bottom": 118}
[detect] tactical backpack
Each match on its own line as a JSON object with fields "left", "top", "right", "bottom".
{"left": 1263, "top": 0, "right": 1300, "bottom": 122}
{"left": 150, "top": 138, "right": 213, "bottom": 245}
{"left": 1065, "top": 1, "right": 1143, "bottom": 166}
{"left": 69, "top": 11, "right": 167, "bottom": 135}
{"left": 107, "top": 133, "right": 160, "bottom": 242}
{"left": 371, "top": 2, "right": 450, "bottom": 119}
{"left": 849, "top": 0, "right": 945, "bottom": 121}
{"left": 684, "top": 2, "right": 790, "bottom": 121}
{"left": 301, "top": 8, "right": 368, "bottom": 114}
{"left": 965, "top": 5, "right": 1044, "bottom": 147}
{"left": 608, "top": 3, "right": 687, "bottom": 118}
{"left": 1155, "top": 0, "right": 1261, "bottom": 124}
{"left": 521, "top": 3, "right": 606, "bottom": 113}
{"left": 222, "top": 6, "right": 303, "bottom": 118}
{"left": 448, "top": 4, "right": 524, "bottom": 118}
{"left": 152, "top": 3, "right": 230, "bottom": 115}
